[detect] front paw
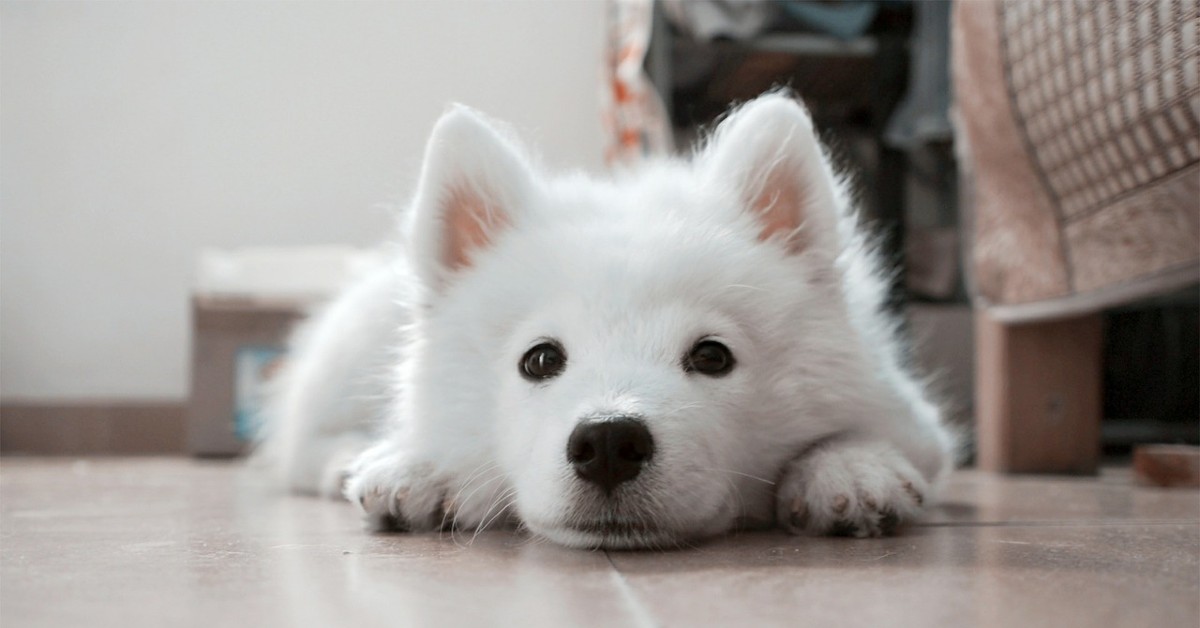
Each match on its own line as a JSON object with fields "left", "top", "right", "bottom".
{"left": 344, "top": 444, "right": 510, "bottom": 534}
{"left": 344, "top": 446, "right": 445, "bottom": 532}
{"left": 776, "top": 440, "right": 928, "bottom": 538}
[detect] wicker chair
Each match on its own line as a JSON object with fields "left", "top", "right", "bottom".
{"left": 953, "top": 0, "right": 1199, "bottom": 473}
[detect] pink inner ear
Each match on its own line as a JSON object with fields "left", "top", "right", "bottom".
{"left": 750, "top": 166, "right": 810, "bottom": 254}
{"left": 443, "top": 183, "right": 509, "bottom": 271}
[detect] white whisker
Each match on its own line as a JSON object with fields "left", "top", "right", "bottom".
{"left": 703, "top": 466, "right": 776, "bottom": 486}
{"left": 468, "top": 487, "right": 518, "bottom": 546}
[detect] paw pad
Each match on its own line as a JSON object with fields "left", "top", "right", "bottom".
{"left": 789, "top": 496, "right": 809, "bottom": 529}
{"left": 901, "top": 480, "right": 924, "bottom": 505}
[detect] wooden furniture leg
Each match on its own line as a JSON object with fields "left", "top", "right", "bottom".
{"left": 975, "top": 310, "right": 1104, "bottom": 474}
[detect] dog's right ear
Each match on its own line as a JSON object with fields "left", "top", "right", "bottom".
{"left": 698, "top": 94, "right": 841, "bottom": 261}
{"left": 407, "top": 105, "right": 537, "bottom": 291}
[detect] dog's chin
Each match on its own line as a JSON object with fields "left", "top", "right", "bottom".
{"left": 530, "top": 521, "right": 691, "bottom": 549}
{"left": 534, "top": 522, "right": 680, "bottom": 550}
{"left": 526, "top": 493, "right": 734, "bottom": 550}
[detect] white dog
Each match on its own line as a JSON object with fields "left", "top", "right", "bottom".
{"left": 258, "top": 93, "right": 957, "bottom": 549}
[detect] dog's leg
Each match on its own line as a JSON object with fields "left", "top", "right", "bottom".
{"left": 774, "top": 379, "right": 955, "bottom": 538}
{"left": 774, "top": 437, "right": 929, "bottom": 537}
{"left": 255, "top": 264, "right": 404, "bottom": 498}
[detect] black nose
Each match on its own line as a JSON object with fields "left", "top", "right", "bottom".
{"left": 566, "top": 417, "right": 655, "bottom": 493}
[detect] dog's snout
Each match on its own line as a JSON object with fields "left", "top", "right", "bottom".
{"left": 566, "top": 417, "right": 654, "bottom": 493}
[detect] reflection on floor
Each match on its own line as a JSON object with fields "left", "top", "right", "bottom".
{"left": 1, "top": 458, "right": 1197, "bottom": 627}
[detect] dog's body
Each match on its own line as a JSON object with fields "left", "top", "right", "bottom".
{"left": 258, "top": 94, "right": 956, "bottom": 549}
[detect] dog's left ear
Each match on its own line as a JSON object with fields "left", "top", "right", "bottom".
{"left": 407, "top": 105, "right": 538, "bottom": 290}
{"left": 699, "top": 94, "right": 840, "bottom": 258}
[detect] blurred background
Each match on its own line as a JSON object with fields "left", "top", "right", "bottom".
{"left": 1, "top": 1, "right": 606, "bottom": 451}
{"left": 2, "top": 0, "right": 1197, "bottom": 477}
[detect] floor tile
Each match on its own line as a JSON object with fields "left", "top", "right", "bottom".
{"left": 607, "top": 524, "right": 1200, "bottom": 628}
{"left": 1, "top": 458, "right": 1197, "bottom": 628}
{"left": 0, "top": 458, "right": 645, "bottom": 628}
{"left": 931, "top": 468, "right": 1200, "bottom": 525}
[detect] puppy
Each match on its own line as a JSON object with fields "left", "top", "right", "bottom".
{"left": 258, "top": 93, "right": 956, "bottom": 549}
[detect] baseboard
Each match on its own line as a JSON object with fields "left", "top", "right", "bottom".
{"left": 0, "top": 401, "right": 186, "bottom": 455}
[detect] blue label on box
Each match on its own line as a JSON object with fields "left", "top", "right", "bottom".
{"left": 234, "top": 346, "right": 286, "bottom": 442}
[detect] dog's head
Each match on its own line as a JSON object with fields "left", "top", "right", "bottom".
{"left": 403, "top": 95, "right": 854, "bottom": 548}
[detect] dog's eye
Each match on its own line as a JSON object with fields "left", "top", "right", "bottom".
{"left": 521, "top": 342, "right": 567, "bottom": 381}
{"left": 684, "top": 340, "right": 735, "bottom": 377}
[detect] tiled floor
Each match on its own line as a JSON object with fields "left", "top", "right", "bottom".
{"left": 1, "top": 458, "right": 1197, "bottom": 627}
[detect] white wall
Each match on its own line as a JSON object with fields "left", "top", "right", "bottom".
{"left": 1, "top": 1, "right": 607, "bottom": 401}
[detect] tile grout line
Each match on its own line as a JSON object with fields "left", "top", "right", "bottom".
{"left": 604, "top": 551, "right": 663, "bottom": 628}
{"left": 916, "top": 520, "right": 1200, "bottom": 529}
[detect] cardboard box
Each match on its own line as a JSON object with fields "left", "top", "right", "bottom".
{"left": 187, "top": 296, "right": 304, "bottom": 456}
{"left": 187, "top": 247, "right": 383, "bottom": 456}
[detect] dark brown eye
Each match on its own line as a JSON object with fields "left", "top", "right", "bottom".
{"left": 684, "top": 340, "right": 735, "bottom": 377}
{"left": 521, "top": 342, "right": 566, "bottom": 381}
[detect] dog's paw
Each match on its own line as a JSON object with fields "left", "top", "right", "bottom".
{"left": 775, "top": 439, "right": 928, "bottom": 538}
{"left": 344, "top": 444, "right": 510, "bottom": 534}
{"left": 345, "top": 453, "right": 445, "bottom": 532}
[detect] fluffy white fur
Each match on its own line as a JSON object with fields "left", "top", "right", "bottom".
{"left": 258, "top": 93, "right": 957, "bottom": 549}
